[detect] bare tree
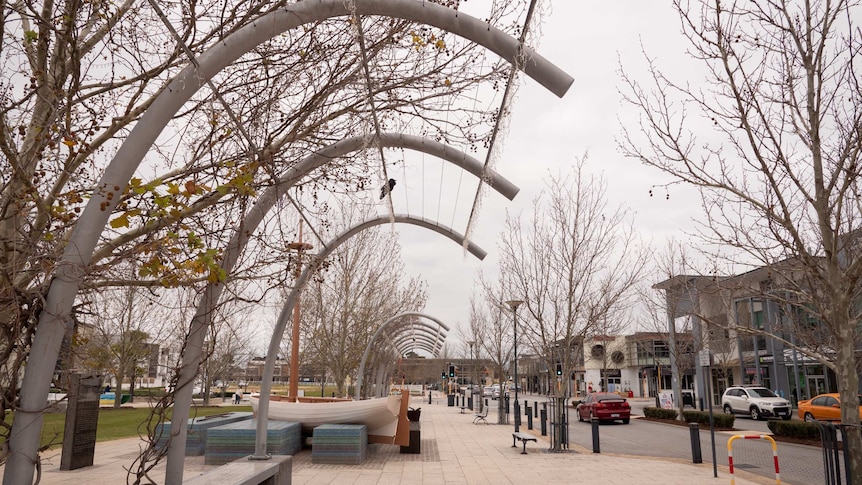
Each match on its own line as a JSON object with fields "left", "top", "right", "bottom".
{"left": 77, "top": 286, "right": 167, "bottom": 408}
{"left": 620, "top": 1, "right": 862, "bottom": 479}
{"left": 498, "top": 159, "right": 648, "bottom": 398}
{"left": 468, "top": 278, "right": 513, "bottom": 424}
{"left": 299, "top": 205, "right": 427, "bottom": 397}
{"left": 1, "top": 0, "right": 524, "bottom": 471}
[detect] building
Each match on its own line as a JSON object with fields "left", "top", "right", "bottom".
{"left": 654, "top": 264, "right": 862, "bottom": 409}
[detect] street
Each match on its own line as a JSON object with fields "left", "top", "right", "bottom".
{"left": 496, "top": 395, "right": 826, "bottom": 485}
{"left": 568, "top": 403, "right": 825, "bottom": 485}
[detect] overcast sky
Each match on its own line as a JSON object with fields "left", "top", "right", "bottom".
{"left": 383, "top": 1, "right": 708, "bottom": 356}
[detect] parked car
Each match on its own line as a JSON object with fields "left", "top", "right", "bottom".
{"left": 574, "top": 392, "right": 631, "bottom": 424}
{"left": 721, "top": 386, "right": 791, "bottom": 420}
{"left": 797, "top": 393, "right": 862, "bottom": 422}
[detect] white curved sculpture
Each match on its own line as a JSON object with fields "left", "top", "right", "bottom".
{"left": 7, "top": 1, "right": 572, "bottom": 482}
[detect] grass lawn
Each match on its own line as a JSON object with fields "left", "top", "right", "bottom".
{"left": 3, "top": 405, "right": 253, "bottom": 450}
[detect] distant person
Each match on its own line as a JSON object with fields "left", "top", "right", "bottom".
{"left": 104, "top": 384, "right": 111, "bottom": 393}
{"left": 233, "top": 392, "right": 241, "bottom": 404}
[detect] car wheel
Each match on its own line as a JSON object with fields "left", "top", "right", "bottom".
{"left": 723, "top": 404, "right": 733, "bottom": 415}
{"left": 804, "top": 412, "right": 816, "bottom": 422}
{"left": 750, "top": 407, "right": 761, "bottom": 420}
{"left": 622, "top": 418, "right": 630, "bottom": 424}
{"left": 577, "top": 410, "right": 584, "bottom": 422}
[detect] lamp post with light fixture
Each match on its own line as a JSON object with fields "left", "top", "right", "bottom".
{"left": 506, "top": 300, "right": 524, "bottom": 432}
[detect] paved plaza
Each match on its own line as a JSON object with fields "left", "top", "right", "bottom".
{"left": 3, "top": 394, "right": 770, "bottom": 484}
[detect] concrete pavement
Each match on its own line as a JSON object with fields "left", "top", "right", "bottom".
{"left": 2, "top": 394, "right": 771, "bottom": 484}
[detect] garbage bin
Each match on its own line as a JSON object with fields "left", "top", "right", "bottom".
{"left": 682, "top": 390, "right": 694, "bottom": 408}
{"left": 401, "top": 407, "right": 421, "bottom": 454}
{"left": 447, "top": 394, "right": 455, "bottom": 407}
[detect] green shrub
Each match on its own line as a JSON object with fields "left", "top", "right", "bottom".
{"left": 643, "top": 406, "right": 678, "bottom": 420}
{"left": 767, "top": 420, "right": 821, "bottom": 440}
{"left": 681, "top": 410, "right": 734, "bottom": 429}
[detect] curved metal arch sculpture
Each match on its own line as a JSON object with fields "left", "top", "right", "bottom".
{"left": 392, "top": 334, "right": 439, "bottom": 354}
{"left": 355, "top": 312, "right": 452, "bottom": 398}
{"left": 10, "top": 1, "right": 571, "bottom": 481}
{"left": 390, "top": 323, "right": 446, "bottom": 354}
{"left": 254, "top": 216, "right": 474, "bottom": 459}
{"left": 164, "top": 133, "right": 515, "bottom": 475}
{"left": 359, "top": 313, "right": 450, "bottom": 399}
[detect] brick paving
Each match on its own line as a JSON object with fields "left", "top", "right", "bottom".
{"left": 3, "top": 394, "right": 771, "bottom": 484}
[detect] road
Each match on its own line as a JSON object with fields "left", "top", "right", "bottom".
{"left": 510, "top": 395, "right": 827, "bottom": 485}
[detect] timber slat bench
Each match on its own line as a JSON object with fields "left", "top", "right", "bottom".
{"left": 183, "top": 455, "right": 291, "bottom": 485}
{"left": 511, "top": 431, "right": 537, "bottom": 454}
{"left": 472, "top": 407, "right": 488, "bottom": 424}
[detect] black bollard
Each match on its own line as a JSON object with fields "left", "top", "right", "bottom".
{"left": 534, "top": 401, "right": 538, "bottom": 418}
{"left": 526, "top": 406, "right": 533, "bottom": 430}
{"left": 591, "top": 417, "right": 600, "bottom": 453}
{"left": 429, "top": 391, "right": 432, "bottom": 404}
{"left": 689, "top": 423, "right": 702, "bottom": 463}
{"left": 514, "top": 399, "right": 520, "bottom": 428}
{"left": 540, "top": 408, "right": 547, "bottom": 436}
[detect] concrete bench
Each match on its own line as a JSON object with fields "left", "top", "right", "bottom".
{"left": 512, "top": 431, "right": 537, "bottom": 454}
{"left": 183, "top": 455, "right": 291, "bottom": 485}
{"left": 205, "top": 419, "right": 301, "bottom": 465}
{"left": 155, "top": 412, "right": 253, "bottom": 456}
{"left": 312, "top": 424, "right": 367, "bottom": 464}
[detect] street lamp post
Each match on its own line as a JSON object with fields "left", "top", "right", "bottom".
{"left": 506, "top": 300, "right": 524, "bottom": 432}
{"left": 467, "top": 340, "right": 476, "bottom": 412}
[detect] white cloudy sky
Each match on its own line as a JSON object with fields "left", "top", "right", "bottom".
{"left": 382, "top": 1, "right": 708, "bottom": 354}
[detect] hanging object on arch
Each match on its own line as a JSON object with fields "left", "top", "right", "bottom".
{"left": 380, "top": 178, "right": 396, "bottom": 199}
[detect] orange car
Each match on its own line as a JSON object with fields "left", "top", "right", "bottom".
{"left": 797, "top": 393, "right": 862, "bottom": 422}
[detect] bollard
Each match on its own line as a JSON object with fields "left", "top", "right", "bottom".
{"left": 514, "top": 400, "right": 520, "bottom": 427}
{"left": 591, "top": 417, "right": 600, "bottom": 453}
{"left": 429, "top": 392, "right": 432, "bottom": 404}
{"left": 534, "top": 401, "right": 538, "bottom": 418}
{"left": 527, "top": 406, "right": 533, "bottom": 430}
{"left": 540, "top": 408, "right": 547, "bottom": 436}
{"left": 689, "top": 422, "right": 702, "bottom": 463}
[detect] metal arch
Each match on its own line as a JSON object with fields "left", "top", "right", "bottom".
{"left": 391, "top": 326, "right": 446, "bottom": 349}
{"left": 390, "top": 325, "right": 446, "bottom": 353}
{"left": 392, "top": 336, "right": 438, "bottom": 355}
{"left": 255, "top": 219, "right": 467, "bottom": 457}
{"left": 161, "top": 134, "right": 509, "bottom": 475}
{"left": 354, "top": 312, "right": 450, "bottom": 399}
{"left": 392, "top": 333, "right": 440, "bottom": 354}
{"left": 10, "top": 1, "right": 572, "bottom": 479}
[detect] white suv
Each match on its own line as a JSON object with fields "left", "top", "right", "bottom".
{"left": 721, "top": 386, "right": 792, "bottom": 420}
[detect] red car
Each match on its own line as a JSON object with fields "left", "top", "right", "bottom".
{"left": 575, "top": 392, "right": 631, "bottom": 424}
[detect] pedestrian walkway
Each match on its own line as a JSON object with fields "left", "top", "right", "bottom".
{"left": 5, "top": 394, "right": 771, "bottom": 484}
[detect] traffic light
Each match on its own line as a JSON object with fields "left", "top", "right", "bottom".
{"left": 448, "top": 365, "right": 455, "bottom": 378}
{"left": 555, "top": 362, "right": 563, "bottom": 376}
{"left": 441, "top": 371, "right": 446, "bottom": 379}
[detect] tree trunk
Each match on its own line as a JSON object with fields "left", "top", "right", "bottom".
{"left": 113, "top": 371, "right": 124, "bottom": 409}
{"left": 835, "top": 327, "right": 862, "bottom": 483}
{"left": 128, "top": 372, "right": 136, "bottom": 403}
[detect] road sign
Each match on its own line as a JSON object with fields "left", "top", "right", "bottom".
{"left": 699, "top": 350, "right": 711, "bottom": 367}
